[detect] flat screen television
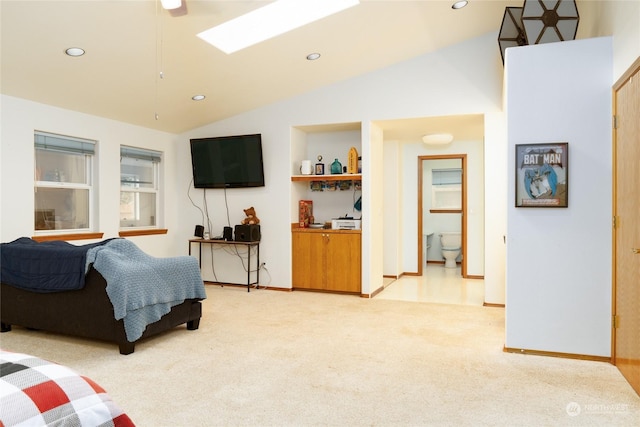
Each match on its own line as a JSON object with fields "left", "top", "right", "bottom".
{"left": 190, "top": 134, "right": 265, "bottom": 189}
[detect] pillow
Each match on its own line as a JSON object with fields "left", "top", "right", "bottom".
{"left": 0, "top": 350, "right": 135, "bottom": 427}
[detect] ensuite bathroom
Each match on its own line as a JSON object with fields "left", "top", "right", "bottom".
{"left": 378, "top": 156, "right": 484, "bottom": 306}
{"left": 423, "top": 158, "right": 463, "bottom": 270}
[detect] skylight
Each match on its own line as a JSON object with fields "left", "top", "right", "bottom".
{"left": 197, "top": 0, "right": 360, "bottom": 54}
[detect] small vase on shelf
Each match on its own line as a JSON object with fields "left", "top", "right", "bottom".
{"left": 331, "top": 158, "right": 342, "bottom": 174}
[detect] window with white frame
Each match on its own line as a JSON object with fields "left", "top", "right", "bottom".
{"left": 120, "top": 146, "right": 162, "bottom": 228}
{"left": 34, "top": 131, "right": 96, "bottom": 232}
{"left": 431, "top": 168, "right": 462, "bottom": 210}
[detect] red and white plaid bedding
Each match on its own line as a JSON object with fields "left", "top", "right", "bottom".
{"left": 0, "top": 350, "right": 135, "bottom": 427}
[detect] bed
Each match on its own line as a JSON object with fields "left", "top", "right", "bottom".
{"left": 0, "top": 350, "right": 136, "bottom": 426}
{"left": 0, "top": 237, "right": 206, "bottom": 355}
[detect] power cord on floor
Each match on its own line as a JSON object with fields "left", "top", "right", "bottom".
{"left": 255, "top": 262, "right": 271, "bottom": 290}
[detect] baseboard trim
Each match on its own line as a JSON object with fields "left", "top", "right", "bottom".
{"left": 503, "top": 346, "right": 612, "bottom": 363}
{"left": 483, "top": 302, "right": 505, "bottom": 308}
{"left": 365, "top": 286, "right": 385, "bottom": 299}
{"left": 261, "top": 286, "right": 292, "bottom": 292}
{"left": 369, "top": 275, "right": 403, "bottom": 298}
{"left": 292, "top": 287, "right": 359, "bottom": 296}
{"left": 204, "top": 281, "right": 292, "bottom": 292}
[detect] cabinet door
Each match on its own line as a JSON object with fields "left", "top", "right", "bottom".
{"left": 292, "top": 232, "right": 325, "bottom": 289}
{"left": 324, "top": 233, "right": 361, "bottom": 292}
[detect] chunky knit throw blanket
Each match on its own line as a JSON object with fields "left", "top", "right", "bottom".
{"left": 86, "top": 239, "right": 206, "bottom": 342}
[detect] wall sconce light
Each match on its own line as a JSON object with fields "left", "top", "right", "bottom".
{"left": 521, "top": 0, "right": 579, "bottom": 45}
{"left": 422, "top": 133, "right": 454, "bottom": 145}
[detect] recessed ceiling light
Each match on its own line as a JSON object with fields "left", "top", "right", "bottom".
{"left": 306, "top": 53, "right": 321, "bottom": 60}
{"left": 65, "top": 47, "right": 85, "bottom": 57}
{"left": 192, "top": 95, "right": 206, "bottom": 101}
{"left": 452, "top": 1, "right": 468, "bottom": 9}
{"left": 197, "top": 0, "right": 360, "bottom": 54}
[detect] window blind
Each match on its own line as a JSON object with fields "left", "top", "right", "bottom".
{"left": 35, "top": 131, "right": 95, "bottom": 155}
{"left": 120, "top": 146, "right": 162, "bottom": 163}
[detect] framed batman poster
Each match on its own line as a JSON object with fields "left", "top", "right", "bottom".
{"left": 515, "top": 142, "right": 568, "bottom": 208}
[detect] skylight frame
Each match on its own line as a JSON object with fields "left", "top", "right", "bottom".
{"left": 197, "top": 0, "right": 360, "bottom": 54}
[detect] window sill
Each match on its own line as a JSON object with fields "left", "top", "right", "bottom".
{"left": 119, "top": 228, "right": 168, "bottom": 237}
{"left": 32, "top": 232, "right": 105, "bottom": 242}
{"left": 430, "top": 209, "right": 462, "bottom": 214}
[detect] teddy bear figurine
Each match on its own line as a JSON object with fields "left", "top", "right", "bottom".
{"left": 241, "top": 207, "right": 260, "bottom": 225}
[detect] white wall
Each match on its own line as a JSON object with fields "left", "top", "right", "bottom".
{"left": 382, "top": 140, "right": 401, "bottom": 278}
{"left": 581, "top": 0, "right": 640, "bottom": 80}
{"left": 505, "top": 37, "right": 613, "bottom": 357}
{"left": 365, "top": 122, "right": 385, "bottom": 295}
{"left": 0, "top": 3, "right": 636, "bottom": 350}
{"left": 609, "top": 0, "right": 640, "bottom": 79}
{"left": 484, "top": 112, "right": 507, "bottom": 304}
{"left": 177, "top": 32, "right": 505, "bottom": 294}
{"left": 0, "top": 95, "right": 182, "bottom": 257}
{"left": 2, "top": 2, "right": 634, "bottom": 303}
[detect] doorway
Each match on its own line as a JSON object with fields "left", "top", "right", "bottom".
{"left": 612, "top": 57, "right": 640, "bottom": 396}
{"left": 418, "top": 154, "right": 467, "bottom": 278}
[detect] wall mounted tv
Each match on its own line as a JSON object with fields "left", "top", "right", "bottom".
{"left": 190, "top": 134, "right": 265, "bottom": 189}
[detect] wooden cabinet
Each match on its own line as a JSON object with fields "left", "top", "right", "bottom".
{"left": 291, "top": 123, "right": 363, "bottom": 295}
{"left": 292, "top": 228, "right": 361, "bottom": 294}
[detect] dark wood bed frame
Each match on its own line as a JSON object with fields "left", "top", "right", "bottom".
{"left": 1, "top": 266, "right": 203, "bottom": 355}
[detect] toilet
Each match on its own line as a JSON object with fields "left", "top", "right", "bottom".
{"left": 439, "top": 232, "right": 461, "bottom": 268}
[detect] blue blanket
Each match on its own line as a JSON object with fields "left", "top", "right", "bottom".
{"left": 85, "top": 239, "right": 207, "bottom": 342}
{"left": 0, "top": 237, "right": 113, "bottom": 292}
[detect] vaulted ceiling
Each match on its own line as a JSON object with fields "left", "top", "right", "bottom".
{"left": 1, "top": 1, "right": 599, "bottom": 138}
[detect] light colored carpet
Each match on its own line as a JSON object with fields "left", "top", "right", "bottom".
{"left": 1, "top": 285, "right": 639, "bottom": 426}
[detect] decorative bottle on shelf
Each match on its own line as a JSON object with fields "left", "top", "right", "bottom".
{"left": 347, "top": 147, "right": 358, "bottom": 174}
{"left": 331, "top": 158, "right": 342, "bottom": 174}
{"left": 315, "top": 155, "right": 325, "bottom": 175}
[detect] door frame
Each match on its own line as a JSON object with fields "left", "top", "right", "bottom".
{"left": 611, "top": 57, "right": 640, "bottom": 368}
{"left": 417, "top": 154, "right": 467, "bottom": 277}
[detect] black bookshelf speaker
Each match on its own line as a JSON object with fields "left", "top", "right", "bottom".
{"left": 223, "top": 226, "right": 233, "bottom": 241}
{"left": 234, "top": 224, "right": 261, "bottom": 242}
{"left": 194, "top": 225, "right": 204, "bottom": 238}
